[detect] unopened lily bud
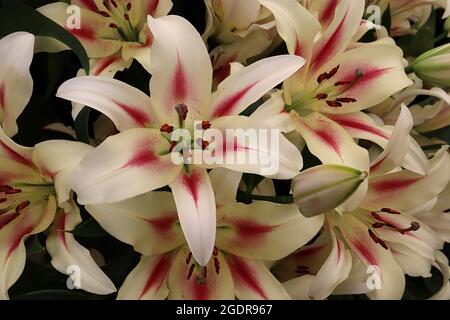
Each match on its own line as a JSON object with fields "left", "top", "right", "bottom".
{"left": 411, "top": 43, "right": 450, "bottom": 87}
{"left": 293, "top": 165, "right": 368, "bottom": 217}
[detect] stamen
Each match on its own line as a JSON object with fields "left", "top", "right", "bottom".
{"left": 212, "top": 246, "right": 219, "bottom": 257}
{"left": 5, "top": 188, "right": 21, "bottom": 195}
{"left": 444, "top": 208, "right": 450, "bottom": 213}
{"left": 370, "top": 211, "right": 383, "bottom": 221}
{"left": 202, "top": 267, "right": 207, "bottom": 280}
{"left": 335, "top": 81, "right": 352, "bottom": 86}
{"left": 397, "top": 222, "right": 421, "bottom": 234}
{"left": 99, "top": 11, "right": 110, "bottom": 17}
{"left": 213, "top": 257, "right": 220, "bottom": 274}
{"left": 175, "top": 103, "right": 188, "bottom": 121}
{"left": 0, "top": 198, "right": 6, "bottom": 203}
{"left": 201, "top": 121, "right": 211, "bottom": 130}
{"left": 109, "top": 23, "right": 118, "bottom": 29}
{"left": 372, "top": 222, "right": 384, "bottom": 229}
{"left": 328, "top": 65, "right": 340, "bottom": 78}
{"left": 187, "top": 264, "right": 195, "bottom": 280}
{"left": 15, "top": 201, "right": 30, "bottom": 213}
{"left": 124, "top": 13, "right": 130, "bottom": 21}
{"left": 102, "top": 1, "right": 110, "bottom": 10}
{"left": 316, "top": 93, "right": 328, "bottom": 100}
{"left": 169, "top": 141, "right": 178, "bottom": 152}
{"left": 381, "top": 208, "right": 401, "bottom": 215}
{"left": 127, "top": 3, "right": 132, "bottom": 11}
{"left": 336, "top": 97, "right": 357, "bottom": 103}
{"left": 326, "top": 100, "right": 342, "bottom": 108}
{"left": 110, "top": 0, "right": 118, "bottom": 8}
{"left": 185, "top": 252, "right": 192, "bottom": 265}
{"left": 0, "top": 185, "right": 13, "bottom": 192}
{"left": 368, "top": 229, "right": 389, "bottom": 250}
{"left": 160, "top": 123, "right": 174, "bottom": 133}
{"left": 317, "top": 73, "right": 328, "bottom": 84}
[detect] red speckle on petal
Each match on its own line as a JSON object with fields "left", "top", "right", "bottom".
{"left": 227, "top": 255, "right": 268, "bottom": 299}
{"left": 7, "top": 225, "right": 34, "bottom": 258}
{"left": 172, "top": 56, "right": 188, "bottom": 102}
{"left": 123, "top": 148, "right": 158, "bottom": 168}
{"left": 212, "top": 82, "right": 258, "bottom": 118}
{"left": 138, "top": 254, "right": 172, "bottom": 299}
{"left": 182, "top": 171, "right": 202, "bottom": 207}
{"left": 114, "top": 101, "right": 151, "bottom": 127}
{"left": 371, "top": 178, "right": 420, "bottom": 193}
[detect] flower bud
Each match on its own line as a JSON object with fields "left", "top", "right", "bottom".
{"left": 293, "top": 165, "right": 368, "bottom": 217}
{"left": 411, "top": 43, "right": 450, "bottom": 87}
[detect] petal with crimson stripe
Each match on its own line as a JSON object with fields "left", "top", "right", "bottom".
{"left": 216, "top": 201, "right": 323, "bottom": 260}
{"left": 226, "top": 255, "right": 291, "bottom": 300}
{"left": 57, "top": 76, "right": 156, "bottom": 131}
{"left": 86, "top": 191, "right": 184, "bottom": 256}
{"left": 72, "top": 128, "right": 182, "bottom": 205}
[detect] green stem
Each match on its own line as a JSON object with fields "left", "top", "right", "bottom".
{"left": 404, "top": 65, "right": 414, "bottom": 74}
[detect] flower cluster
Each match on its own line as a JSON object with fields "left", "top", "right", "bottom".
{"left": 0, "top": 0, "right": 449, "bottom": 300}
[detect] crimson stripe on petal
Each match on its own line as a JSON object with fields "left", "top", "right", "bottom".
{"left": 371, "top": 178, "right": 421, "bottom": 193}
{"left": 57, "top": 213, "right": 68, "bottom": 250}
{"left": 212, "top": 82, "right": 259, "bottom": 118}
{"left": 227, "top": 255, "right": 268, "bottom": 299}
{"left": 182, "top": 171, "right": 202, "bottom": 207}
{"left": 148, "top": 0, "right": 160, "bottom": 16}
{"left": 138, "top": 255, "right": 172, "bottom": 299}
{"left": 320, "top": 0, "right": 339, "bottom": 26}
{"left": 123, "top": 148, "right": 158, "bottom": 168}
{"left": 79, "top": 0, "right": 99, "bottom": 12}
{"left": 172, "top": 55, "right": 188, "bottom": 102}
{"left": 233, "top": 219, "right": 274, "bottom": 239}
{"left": 94, "top": 56, "right": 119, "bottom": 76}
{"left": 353, "top": 240, "right": 378, "bottom": 266}
{"left": 0, "top": 141, "right": 34, "bottom": 167}
{"left": 114, "top": 101, "right": 151, "bottom": 127}
{"left": 69, "top": 27, "right": 96, "bottom": 41}
{"left": 329, "top": 117, "right": 389, "bottom": 140}
{"left": 7, "top": 225, "right": 33, "bottom": 258}
{"left": 0, "top": 82, "right": 5, "bottom": 109}
{"left": 146, "top": 214, "right": 178, "bottom": 234}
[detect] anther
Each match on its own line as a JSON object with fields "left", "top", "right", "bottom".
{"left": 0, "top": 185, "right": 13, "bottom": 192}
{"left": 336, "top": 97, "right": 357, "bottom": 103}
{"left": 201, "top": 121, "right": 211, "bottom": 130}
{"left": 5, "top": 188, "right": 21, "bottom": 195}
{"left": 0, "top": 198, "right": 6, "bottom": 203}
{"left": 160, "top": 123, "right": 174, "bottom": 133}
{"left": 316, "top": 93, "right": 328, "bottom": 100}
{"left": 444, "top": 208, "right": 450, "bottom": 213}
{"left": 317, "top": 73, "right": 328, "bottom": 84}
{"left": 124, "top": 13, "right": 130, "bottom": 21}
{"left": 110, "top": 0, "right": 118, "bottom": 8}
{"left": 187, "top": 264, "right": 195, "bottom": 280}
{"left": 328, "top": 65, "right": 340, "bottom": 78}
{"left": 368, "top": 229, "right": 389, "bottom": 250}
{"left": 99, "top": 11, "right": 110, "bottom": 17}
{"left": 381, "top": 208, "right": 401, "bottom": 215}
{"left": 213, "top": 257, "right": 220, "bottom": 274}
{"left": 335, "top": 81, "right": 352, "bottom": 86}
{"left": 372, "top": 222, "right": 384, "bottom": 229}
{"left": 398, "top": 222, "right": 421, "bottom": 234}
{"left": 326, "top": 100, "right": 342, "bottom": 108}
{"left": 109, "top": 23, "right": 118, "bottom": 29}
{"left": 185, "top": 252, "right": 192, "bottom": 265}
{"left": 15, "top": 201, "right": 30, "bottom": 213}
{"left": 127, "top": 3, "right": 132, "bottom": 11}
{"left": 212, "top": 246, "right": 219, "bottom": 257}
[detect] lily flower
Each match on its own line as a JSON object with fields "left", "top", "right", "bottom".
{"left": 410, "top": 43, "right": 450, "bottom": 87}
{"left": 251, "top": 0, "right": 413, "bottom": 209}
{"left": 275, "top": 145, "right": 450, "bottom": 300}
{"left": 0, "top": 32, "right": 34, "bottom": 137}
{"left": 0, "top": 129, "right": 115, "bottom": 299}
{"left": 85, "top": 168, "right": 324, "bottom": 299}
{"left": 38, "top": 0, "right": 173, "bottom": 76}
{"left": 56, "top": 15, "right": 305, "bottom": 266}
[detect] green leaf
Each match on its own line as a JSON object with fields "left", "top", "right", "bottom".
{"left": 0, "top": 0, "right": 89, "bottom": 74}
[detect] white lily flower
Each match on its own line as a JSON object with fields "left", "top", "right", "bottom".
{"left": 57, "top": 15, "right": 305, "bottom": 266}
{"left": 85, "top": 168, "right": 323, "bottom": 299}
{"left": 38, "top": 0, "right": 174, "bottom": 75}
